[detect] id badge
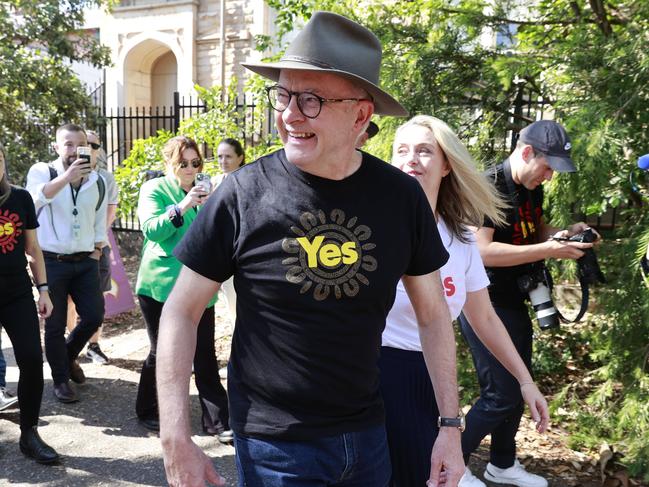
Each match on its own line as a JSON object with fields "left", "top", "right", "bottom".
{"left": 72, "top": 210, "right": 81, "bottom": 241}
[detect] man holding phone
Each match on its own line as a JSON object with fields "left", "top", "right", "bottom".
{"left": 26, "top": 124, "right": 108, "bottom": 404}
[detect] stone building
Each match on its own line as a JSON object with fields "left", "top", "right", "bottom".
{"left": 85, "top": 0, "right": 278, "bottom": 111}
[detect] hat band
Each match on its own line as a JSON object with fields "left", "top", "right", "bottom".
{"left": 281, "top": 55, "right": 337, "bottom": 70}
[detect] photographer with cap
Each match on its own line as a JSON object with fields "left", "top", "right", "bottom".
{"left": 156, "top": 11, "right": 464, "bottom": 487}
{"left": 459, "top": 120, "right": 598, "bottom": 487}
{"left": 356, "top": 120, "right": 380, "bottom": 149}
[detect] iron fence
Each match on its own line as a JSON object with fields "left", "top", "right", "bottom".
{"left": 83, "top": 81, "right": 617, "bottom": 232}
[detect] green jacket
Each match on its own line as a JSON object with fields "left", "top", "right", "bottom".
{"left": 135, "top": 175, "right": 217, "bottom": 306}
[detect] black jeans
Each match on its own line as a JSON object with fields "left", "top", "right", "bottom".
{"left": 136, "top": 294, "right": 229, "bottom": 432}
{"left": 459, "top": 304, "right": 533, "bottom": 469}
{"left": 0, "top": 272, "right": 44, "bottom": 430}
{"left": 44, "top": 256, "right": 104, "bottom": 383}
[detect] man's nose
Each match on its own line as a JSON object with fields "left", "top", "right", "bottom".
{"left": 282, "top": 94, "right": 305, "bottom": 124}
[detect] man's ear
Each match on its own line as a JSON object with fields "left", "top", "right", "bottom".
{"left": 521, "top": 144, "right": 534, "bottom": 162}
{"left": 354, "top": 100, "right": 374, "bottom": 133}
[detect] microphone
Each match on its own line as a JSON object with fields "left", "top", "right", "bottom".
{"left": 638, "top": 154, "right": 649, "bottom": 170}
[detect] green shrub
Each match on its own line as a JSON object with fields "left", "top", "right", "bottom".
{"left": 114, "top": 79, "right": 281, "bottom": 222}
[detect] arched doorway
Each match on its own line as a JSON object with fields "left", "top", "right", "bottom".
{"left": 123, "top": 39, "right": 178, "bottom": 110}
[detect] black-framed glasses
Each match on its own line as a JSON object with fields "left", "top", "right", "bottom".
{"left": 266, "top": 85, "right": 372, "bottom": 119}
{"left": 179, "top": 158, "right": 202, "bottom": 169}
{"left": 89, "top": 142, "right": 101, "bottom": 150}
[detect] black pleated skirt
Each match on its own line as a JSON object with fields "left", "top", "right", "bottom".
{"left": 379, "top": 346, "right": 440, "bottom": 487}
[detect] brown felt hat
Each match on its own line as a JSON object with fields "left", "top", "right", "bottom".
{"left": 242, "top": 11, "right": 407, "bottom": 117}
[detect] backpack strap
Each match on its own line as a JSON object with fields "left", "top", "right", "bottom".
{"left": 95, "top": 174, "right": 105, "bottom": 211}
{"left": 35, "top": 164, "right": 58, "bottom": 219}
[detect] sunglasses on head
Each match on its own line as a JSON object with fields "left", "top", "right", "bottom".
{"left": 89, "top": 142, "right": 101, "bottom": 150}
{"left": 179, "top": 158, "right": 202, "bottom": 169}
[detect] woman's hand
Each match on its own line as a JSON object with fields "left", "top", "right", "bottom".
{"left": 178, "top": 186, "right": 208, "bottom": 214}
{"left": 38, "top": 291, "right": 53, "bottom": 319}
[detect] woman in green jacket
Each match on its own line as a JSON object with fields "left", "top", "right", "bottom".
{"left": 135, "top": 136, "right": 231, "bottom": 443}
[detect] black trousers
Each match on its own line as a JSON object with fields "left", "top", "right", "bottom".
{"left": 459, "top": 304, "right": 533, "bottom": 469}
{"left": 136, "top": 294, "right": 229, "bottom": 432}
{"left": 0, "top": 272, "right": 44, "bottom": 431}
{"left": 44, "top": 256, "right": 104, "bottom": 383}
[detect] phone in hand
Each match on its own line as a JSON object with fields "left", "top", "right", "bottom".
{"left": 195, "top": 173, "right": 212, "bottom": 193}
{"left": 77, "top": 146, "right": 92, "bottom": 173}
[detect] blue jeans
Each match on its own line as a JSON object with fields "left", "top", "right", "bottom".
{"left": 234, "top": 424, "right": 391, "bottom": 487}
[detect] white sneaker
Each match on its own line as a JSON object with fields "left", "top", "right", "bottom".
{"left": 484, "top": 460, "right": 548, "bottom": 487}
{"left": 0, "top": 386, "right": 19, "bottom": 411}
{"left": 459, "top": 467, "right": 486, "bottom": 486}
{"left": 218, "top": 366, "right": 228, "bottom": 380}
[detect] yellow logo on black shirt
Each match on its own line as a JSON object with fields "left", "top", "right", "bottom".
{"left": 282, "top": 209, "right": 377, "bottom": 301}
{"left": 0, "top": 210, "right": 23, "bottom": 254}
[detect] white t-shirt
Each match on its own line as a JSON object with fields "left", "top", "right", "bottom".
{"left": 382, "top": 218, "right": 490, "bottom": 351}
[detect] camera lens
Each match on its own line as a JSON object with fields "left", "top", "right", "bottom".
{"left": 529, "top": 283, "right": 560, "bottom": 330}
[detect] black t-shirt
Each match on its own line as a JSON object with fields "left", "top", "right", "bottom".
{"left": 175, "top": 149, "right": 448, "bottom": 440}
{"left": 0, "top": 187, "right": 38, "bottom": 275}
{"left": 483, "top": 159, "right": 544, "bottom": 306}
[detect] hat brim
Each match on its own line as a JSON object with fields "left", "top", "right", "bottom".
{"left": 243, "top": 61, "right": 408, "bottom": 117}
{"left": 546, "top": 154, "right": 576, "bottom": 173}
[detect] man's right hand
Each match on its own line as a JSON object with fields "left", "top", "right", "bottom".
{"left": 64, "top": 158, "right": 92, "bottom": 183}
{"left": 162, "top": 437, "right": 225, "bottom": 487}
{"left": 543, "top": 237, "right": 592, "bottom": 260}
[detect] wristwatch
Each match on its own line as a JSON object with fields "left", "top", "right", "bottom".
{"left": 438, "top": 413, "right": 465, "bottom": 432}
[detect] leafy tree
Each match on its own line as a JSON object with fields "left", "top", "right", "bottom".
{"left": 258, "top": 0, "right": 649, "bottom": 477}
{"left": 114, "top": 81, "right": 281, "bottom": 222}
{"left": 0, "top": 0, "right": 111, "bottom": 182}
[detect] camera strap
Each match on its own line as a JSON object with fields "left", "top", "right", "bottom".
{"left": 502, "top": 159, "right": 540, "bottom": 244}
{"left": 556, "top": 277, "right": 590, "bottom": 323}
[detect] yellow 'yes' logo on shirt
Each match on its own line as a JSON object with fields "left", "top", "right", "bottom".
{"left": 296, "top": 236, "right": 359, "bottom": 268}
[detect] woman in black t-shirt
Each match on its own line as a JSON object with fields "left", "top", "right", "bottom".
{"left": 0, "top": 144, "right": 59, "bottom": 464}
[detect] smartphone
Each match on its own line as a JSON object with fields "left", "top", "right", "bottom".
{"left": 195, "top": 173, "right": 212, "bottom": 193}
{"left": 77, "top": 146, "right": 92, "bottom": 166}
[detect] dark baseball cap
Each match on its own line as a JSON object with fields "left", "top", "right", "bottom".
{"left": 366, "top": 121, "right": 379, "bottom": 139}
{"left": 519, "top": 120, "right": 576, "bottom": 173}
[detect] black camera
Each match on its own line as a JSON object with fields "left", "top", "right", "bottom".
{"left": 517, "top": 263, "right": 560, "bottom": 330}
{"left": 568, "top": 229, "right": 605, "bottom": 285}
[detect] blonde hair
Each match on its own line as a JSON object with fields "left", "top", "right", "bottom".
{"left": 394, "top": 115, "right": 507, "bottom": 241}
{"left": 162, "top": 136, "right": 203, "bottom": 179}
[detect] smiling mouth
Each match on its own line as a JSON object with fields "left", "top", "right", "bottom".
{"left": 288, "top": 131, "right": 315, "bottom": 140}
{"left": 407, "top": 170, "right": 422, "bottom": 176}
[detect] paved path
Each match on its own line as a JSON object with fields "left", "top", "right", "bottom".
{"left": 0, "top": 324, "right": 237, "bottom": 486}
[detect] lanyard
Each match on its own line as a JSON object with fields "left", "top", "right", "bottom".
{"left": 70, "top": 183, "right": 81, "bottom": 216}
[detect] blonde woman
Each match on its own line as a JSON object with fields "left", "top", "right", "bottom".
{"left": 380, "top": 116, "right": 550, "bottom": 487}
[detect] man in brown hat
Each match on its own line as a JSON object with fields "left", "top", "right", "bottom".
{"left": 156, "top": 11, "right": 464, "bottom": 487}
